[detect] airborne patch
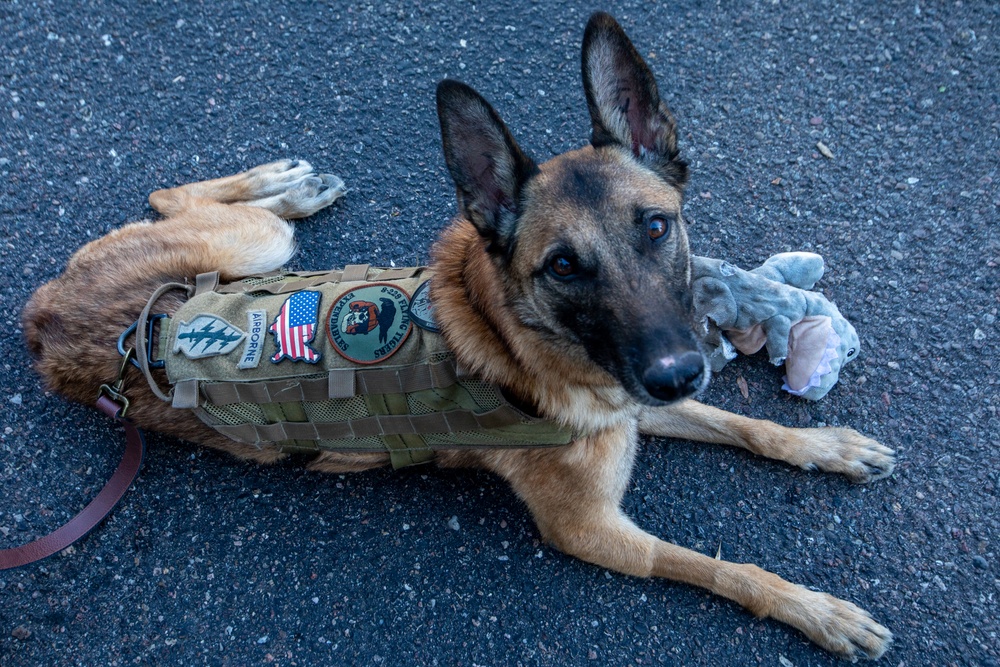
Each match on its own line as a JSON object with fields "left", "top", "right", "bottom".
{"left": 237, "top": 309, "right": 268, "bottom": 369}
{"left": 409, "top": 280, "right": 440, "bottom": 333}
{"left": 326, "top": 283, "right": 412, "bottom": 364}
{"left": 173, "top": 314, "right": 246, "bottom": 359}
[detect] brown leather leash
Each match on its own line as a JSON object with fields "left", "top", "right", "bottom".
{"left": 0, "top": 354, "right": 146, "bottom": 571}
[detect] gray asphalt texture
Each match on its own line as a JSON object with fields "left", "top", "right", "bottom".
{"left": 1, "top": 1, "right": 997, "bottom": 665}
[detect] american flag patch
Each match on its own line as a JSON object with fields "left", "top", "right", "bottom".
{"left": 269, "top": 290, "right": 322, "bottom": 364}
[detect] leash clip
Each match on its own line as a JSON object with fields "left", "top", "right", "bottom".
{"left": 99, "top": 348, "right": 135, "bottom": 418}
{"left": 117, "top": 313, "right": 166, "bottom": 370}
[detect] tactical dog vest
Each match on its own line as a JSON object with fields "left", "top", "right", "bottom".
{"left": 140, "top": 265, "right": 575, "bottom": 468}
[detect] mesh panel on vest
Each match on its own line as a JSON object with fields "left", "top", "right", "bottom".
{"left": 201, "top": 402, "right": 268, "bottom": 425}
{"left": 243, "top": 274, "right": 289, "bottom": 287}
{"left": 406, "top": 380, "right": 503, "bottom": 415}
{"left": 425, "top": 431, "right": 515, "bottom": 446}
{"left": 303, "top": 397, "right": 369, "bottom": 422}
{"left": 460, "top": 380, "right": 503, "bottom": 410}
{"left": 426, "top": 351, "right": 453, "bottom": 364}
{"left": 406, "top": 395, "right": 436, "bottom": 415}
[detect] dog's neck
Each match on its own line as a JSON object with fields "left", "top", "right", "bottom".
{"left": 429, "top": 220, "right": 638, "bottom": 431}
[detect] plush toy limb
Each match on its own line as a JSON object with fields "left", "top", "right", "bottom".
{"left": 761, "top": 315, "right": 793, "bottom": 365}
{"left": 703, "top": 325, "right": 738, "bottom": 372}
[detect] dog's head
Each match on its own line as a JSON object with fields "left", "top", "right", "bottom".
{"left": 437, "top": 12, "right": 707, "bottom": 406}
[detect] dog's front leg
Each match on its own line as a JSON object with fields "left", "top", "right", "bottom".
{"left": 638, "top": 400, "right": 895, "bottom": 483}
{"left": 493, "top": 428, "right": 891, "bottom": 659}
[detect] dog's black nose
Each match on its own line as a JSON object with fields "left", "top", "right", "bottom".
{"left": 642, "top": 352, "right": 705, "bottom": 402}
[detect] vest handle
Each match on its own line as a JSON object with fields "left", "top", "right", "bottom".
{"left": 136, "top": 281, "right": 194, "bottom": 402}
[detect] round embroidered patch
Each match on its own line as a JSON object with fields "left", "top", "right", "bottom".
{"left": 326, "top": 283, "right": 413, "bottom": 364}
{"left": 409, "top": 280, "right": 440, "bottom": 333}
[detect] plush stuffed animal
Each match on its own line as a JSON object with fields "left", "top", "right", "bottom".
{"left": 691, "top": 252, "right": 860, "bottom": 400}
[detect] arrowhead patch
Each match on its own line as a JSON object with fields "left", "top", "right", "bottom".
{"left": 173, "top": 314, "right": 247, "bottom": 359}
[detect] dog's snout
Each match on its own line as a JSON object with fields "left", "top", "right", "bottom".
{"left": 642, "top": 352, "right": 705, "bottom": 402}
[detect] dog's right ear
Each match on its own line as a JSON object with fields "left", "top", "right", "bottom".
{"left": 437, "top": 80, "right": 538, "bottom": 248}
{"left": 581, "top": 12, "right": 687, "bottom": 186}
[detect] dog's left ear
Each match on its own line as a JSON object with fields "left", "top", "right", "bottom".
{"left": 582, "top": 12, "right": 688, "bottom": 187}
{"left": 437, "top": 79, "right": 539, "bottom": 250}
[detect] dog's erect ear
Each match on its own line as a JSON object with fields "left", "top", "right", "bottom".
{"left": 582, "top": 12, "right": 687, "bottom": 186}
{"left": 437, "top": 79, "right": 538, "bottom": 247}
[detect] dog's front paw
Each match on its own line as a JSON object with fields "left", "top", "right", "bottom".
{"left": 782, "top": 590, "right": 893, "bottom": 660}
{"left": 799, "top": 427, "right": 895, "bottom": 484}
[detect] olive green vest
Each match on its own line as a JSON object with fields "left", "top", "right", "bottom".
{"left": 151, "top": 265, "right": 575, "bottom": 468}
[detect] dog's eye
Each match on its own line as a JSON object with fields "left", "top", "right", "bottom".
{"left": 549, "top": 255, "right": 576, "bottom": 279}
{"left": 647, "top": 215, "right": 671, "bottom": 240}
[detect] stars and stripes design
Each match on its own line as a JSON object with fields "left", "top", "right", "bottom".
{"left": 269, "top": 290, "right": 322, "bottom": 364}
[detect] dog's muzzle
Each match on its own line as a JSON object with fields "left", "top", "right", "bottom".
{"left": 641, "top": 351, "right": 706, "bottom": 402}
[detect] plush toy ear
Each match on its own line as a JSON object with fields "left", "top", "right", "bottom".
{"left": 753, "top": 252, "right": 826, "bottom": 290}
{"left": 437, "top": 79, "right": 539, "bottom": 249}
{"left": 692, "top": 277, "right": 739, "bottom": 332}
{"left": 581, "top": 12, "right": 687, "bottom": 186}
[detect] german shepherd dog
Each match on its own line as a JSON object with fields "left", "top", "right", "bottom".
{"left": 23, "top": 13, "right": 894, "bottom": 659}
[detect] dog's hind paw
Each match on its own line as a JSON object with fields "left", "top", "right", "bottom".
{"left": 244, "top": 160, "right": 346, "bottom": 219}
{"left": 796, "top": 427, "right": 895, "bottom": 484}
{"left": 282, "top": 171, "right": 347, "bottom": 218}
{"left": 245, "top": 159, "right": 317, "bottom": 191}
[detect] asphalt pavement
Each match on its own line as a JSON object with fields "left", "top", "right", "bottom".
{"left": 1, "top": 1, "right": 997, "bottom": 665}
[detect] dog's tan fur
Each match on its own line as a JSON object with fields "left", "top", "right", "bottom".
{"left": 22, "top": 13, "right": 895, "bottom": 660}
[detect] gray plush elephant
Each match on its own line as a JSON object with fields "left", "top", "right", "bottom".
{"left": 691, "top": 252, "right": 860, "bottom": 400}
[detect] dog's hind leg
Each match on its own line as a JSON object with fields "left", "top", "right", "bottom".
{"left": 133, "top": 160, "right": 346, "bottom": 279}
{"left": 148, "top": 159, "right": 345, "bottom": 220}
{"left": 494, "top": 429, "right": 892, "bottom": 659}
{"left": 637, "top": 400, "right": 895, "bottom": 484}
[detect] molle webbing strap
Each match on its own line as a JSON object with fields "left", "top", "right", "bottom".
{"left": 171, "top": 379, "right": 200, "bottom": 409}
{"left": 341, "top": 264, "right": 369, "bottom": 282}
{"left": 361, "top": 391, "right": 434, "bottom": 468}
{"left": 194, "top": 271, "right": 220, "bottom": 296}
{"left": 198, "top": 359, "right": 460, "bottom": 405}
{"left": 214, "top": 266, "right": 422, "bottom": 295}
{"left": 209, "top": 405, "right": 531, "bottom": 445}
